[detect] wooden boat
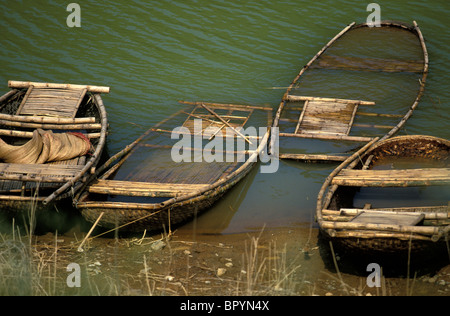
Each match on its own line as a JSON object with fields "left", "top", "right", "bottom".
{"left": 316, "top": 135, "right": 450, "bottom": 254}
{"left": 271, "top": 21, "right": 428, "bottom": 162}
{"left": 74, "top": 101, "right": 272, "bottom": 233}
{"left": 0, "top": 80, "right": 109, "bottom": 212}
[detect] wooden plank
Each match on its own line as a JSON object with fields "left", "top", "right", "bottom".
{"left": 337, "top": 207, "right": 449, "bottom": 220}
{"left": 279, "top": 132, "right": 374, "bottom": 142}
{"left": 320, "top": 219, "right": 440, "bottom": 236}
{"left": 0, "top": 163, "right": 83, "bottom": 177}
{"left": 17, "top": 87, "right": 86, "bottom": 118}
{"left": 332, "top": 168, "right": 450, "bottom": 187}
{"left": 87, "top": 179, "right": 210, "bottom": 197}
{"left": 285, "top": 95, "right": 375, "bottom": 105}
{"left": 350, "top": 212, "right": 425, "bottom": 226}
{"left": 311, "top": 54, "right": 424, "bottom": 73}
{"left": 293, "top": 100, "right": 358, "bottom": 136}
{"left": 278, "top": 153, "right": 348, "bottom": 162}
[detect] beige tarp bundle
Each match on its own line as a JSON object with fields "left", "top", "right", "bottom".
{"left": 0, "top": 129, "right": 91, "bottom": 164}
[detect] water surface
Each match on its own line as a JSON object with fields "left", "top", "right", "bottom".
{"left": 0, "top": 0, "right": 448, "bottom": 234}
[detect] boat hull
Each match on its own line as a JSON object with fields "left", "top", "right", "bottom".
{"left": 317, "top": 135, "right": 450, "bottom": 255}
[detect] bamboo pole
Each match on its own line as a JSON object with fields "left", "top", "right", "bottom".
{"left": 0, "top": 89, "right": 19, "bottom": 103}
{"left": 0, "top": 129, "right": 101, "bottom": 139}
{"left": 179, "top": 100, "right": 272, "bottom": 111}
{"left": 0, "top": 119, "right": 101, "bottom": 130}
{"left": 380, "top": 21, "right": 428, "bottom": 141}
{"left": 0, "top": 195, "right": 46, "bottom": 201}
{"left": 77, "top": 212, "right": 104, "bottom": 252}
{"left": 200, "top": 103, "right": 253, "bottom": 145}
{"left": 331, "top": 168, "right": 450, "bottom": 187}
{"left": 0, "top": 113, "right": 95, "bottom": 124}
{"left": 0, "top": 173, "right": 74, "bottom": 183}
{"left": 148, "top": 127, "right": 262, "bottom": 140}
{"left": 141, "top": 143, "right": 255, "bottom": 155}
{"left": 279, "top": 132, "right": 374, "bottom": 142}
{"left": 332, "top": 230, "right": 432, "bottom": 241}
{"left": 320, "top": 220, "right": 441, "bottom": 236}
{"left": 277, "top": 153, "right": 348, "bottom": 162}
{"left": 285, "top": 95, "right": 375, "bottom": 106}
{"left": 323, "top": 208, "right": 449, "bottom": 220}
{"left": 16, "top": 86, "right": 33, "bottom": 114}
{"left": 8, "top": 81, "right": 110, "bottom": 94}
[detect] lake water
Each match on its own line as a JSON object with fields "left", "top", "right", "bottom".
{"left": 0, "top": 0, "right": 449, "bottom": 295}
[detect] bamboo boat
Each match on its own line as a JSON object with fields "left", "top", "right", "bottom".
{"left": 271, "top": 21, "right": 428, "bottom": 162}
{"left": 316, "top": 135, "right": 450, "bottom": 254}
{"left": 75, "top": 101, "right": 272, "bottom": 232}
{"left": 0, "top": 80, "right": 109, "bottom": 212}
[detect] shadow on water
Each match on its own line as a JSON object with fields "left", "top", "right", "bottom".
{"left": 0, "top": 202, "right": 91, "bottom": 236}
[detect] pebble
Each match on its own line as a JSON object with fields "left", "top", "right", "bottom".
{"left": 151, "top": 240, "right": 166, "bottom": 251}
{"left": 165, "top": 275, "right": 174, "bottom": 281}
{"left": 217, "top": 268, "right": 227, "bottom": 277}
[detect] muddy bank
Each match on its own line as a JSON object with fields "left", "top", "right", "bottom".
{"left": 9, "top": 223, "right": 448, "bottom": 296}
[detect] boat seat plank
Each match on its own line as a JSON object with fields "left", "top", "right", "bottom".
{"left": 332, "top": 168, "right": 450, "bottom": 187}
{"left": 87, "top": 179, "right": 210, "bottom": 197}
{"left": 350, "top": 212, "right": 425, "bottom": 226}
{"left": 311, "top": 54, "right": 424, "bottom": 73}
{"left": 287, "top": 96, "right": 373, "bottom": 137}
{"left": 16, "top": 87, "right": 87, "bottom": 118}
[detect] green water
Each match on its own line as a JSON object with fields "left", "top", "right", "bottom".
{"left": 0, "top": 0, "right": 449, "bottom": 234}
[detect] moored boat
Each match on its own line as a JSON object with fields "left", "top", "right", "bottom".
{"left": 0, "top": 80, "right": 109, "bottom": 214}
{"left": 271, "top": 21, "right": 428, "bottom": 162}
{"left": 75, "top": 101, "right": 272, "bottom": 233}
{"left": 316, "top": 135, "right": 450, "bottom": 254}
